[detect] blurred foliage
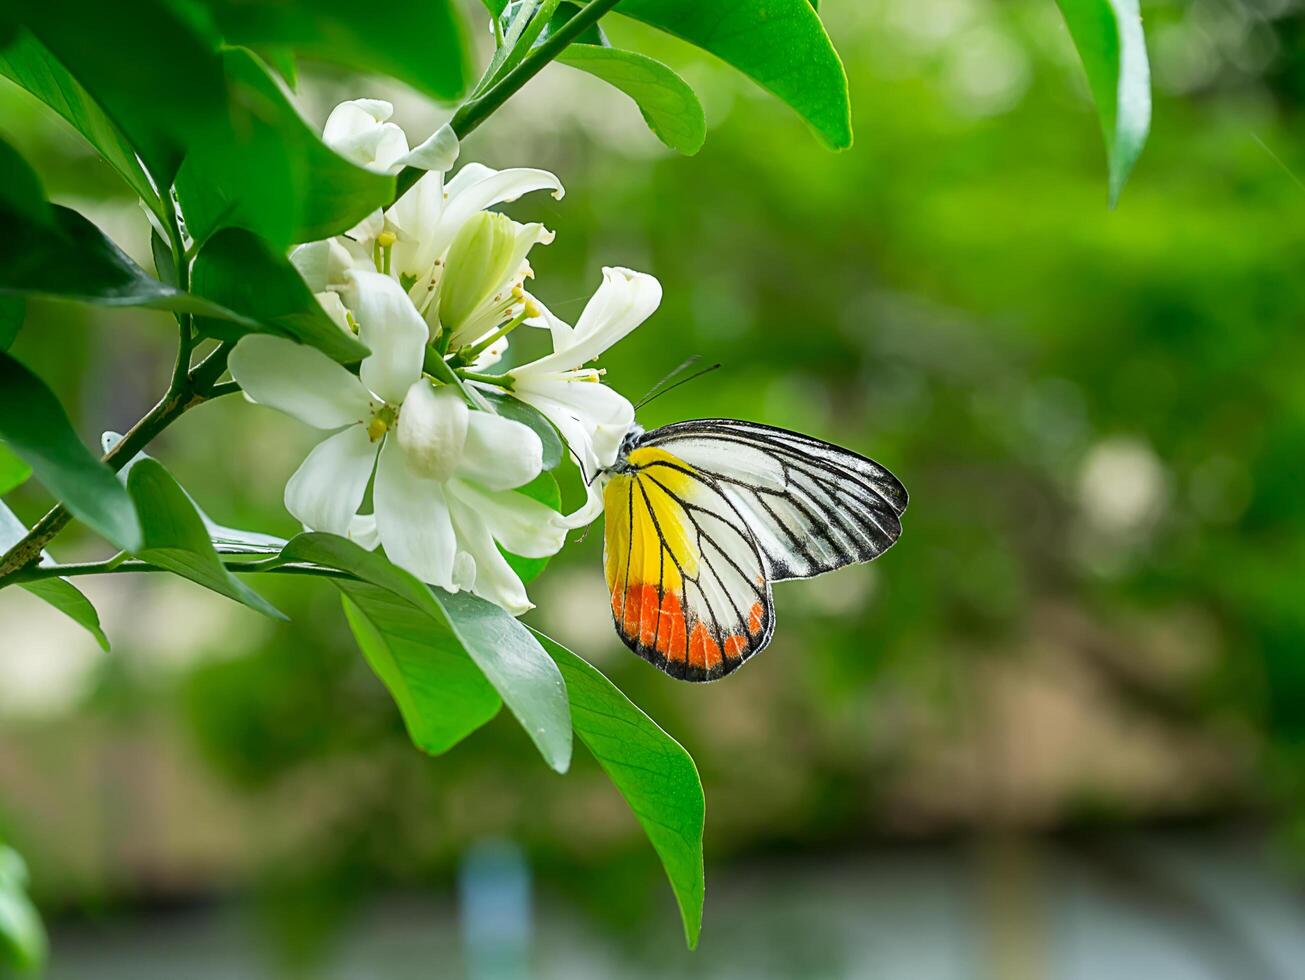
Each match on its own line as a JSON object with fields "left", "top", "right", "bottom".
{"left": 3, "top": 0, "right": 1305, "bottom": 963}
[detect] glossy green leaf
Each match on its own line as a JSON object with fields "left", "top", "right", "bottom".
{"left": 0, "top": 844, "right": 47, "bottom": 974}
{"left": 615, "top": 0, "right": 851, "bottom": 149}
{"left": 0, "top": 139, "right": 255, "bottom": 323}
{"left": 282, "top": 533, "right": 572, "bottom": 771}
{"left": 126, "top": 459, "right": 285, "bottom": 620}
{"left": 0, "top": 297, "right": 20, "bottom": 351}
{"left": 17, "top": 0, "right": 227, "bottom": 185}
{"left": 190, "top": 228, "right": 368, "bottom": 363}
{"left": 535, "top": 632, "right": 706, "bottom": 948}
{"left": 150, "top": 231, "right": 177, "bottom": 287}
{"left": 502, "top": 471, "right": 562, "bottom": 584}
{"left": 341, "top": 586, "right": 502, "bottom": 754}
{"left": 21, "top": 579, "right": 110, "bottom": 652}
{"left": 0, "top": 31, "right": 163, "bottom": 211}
{"left": 0, "top": 442, "right": 31, "bottom": 496}
{"left": 102, "top": 431, "right": 288, "bottom": 557}
{"left": 174, "top": 48, "right": 395, "bottom": 249}
{"left": 0, "top": 353, "right": 140, "bottom": 551}
{"left": 481, "top": 391, "right": 563, "bottom": 470}
{"left": 200, "top": 0, "right": 470, "bottom": 101}
{"left": 1055, "top": 0, "right": 1151, "bottom": 206}
{"left": 0, "top": 500, "right": 110, "bottom": 651}
{"left": 559, "top": 44, "right": 704, "bottom": 154}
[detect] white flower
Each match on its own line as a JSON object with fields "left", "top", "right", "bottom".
{"left": 228, "top": 272, "right": 564, "bottom": 614}
{"left": 323, "top": 99, "right": 411, "bottom": 174}
{"left": 504, "top": 267, "right": 662, "bottom": 527}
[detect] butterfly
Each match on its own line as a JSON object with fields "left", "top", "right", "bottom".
{"left": 600, "top": 418, "right": 907, "bottom": 681}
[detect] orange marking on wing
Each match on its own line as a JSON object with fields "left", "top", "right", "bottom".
{"left": 667, "top": 607, "right": 688, "bottom": 662}
{"left": 688, "top": 622, "right": 709, "bottom": 670}
{"left": 723, "top": 634, "right": 747, "bottom": 661}
{"left": 638, "top": 585, "right": 659, "bottom": 647}
{"left": 747, "top": 602, "right": 765, "bottom": 636}
{"left": 654, "top": 592, "right": 684, "bottom": 656}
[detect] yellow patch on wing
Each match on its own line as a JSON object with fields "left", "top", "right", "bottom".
{"left": 604, "top": 448, "right": 702, "bottom": 662}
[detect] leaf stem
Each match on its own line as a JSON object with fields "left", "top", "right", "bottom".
{"left": 394, "top": 0, "right": 622, "bottom": 200}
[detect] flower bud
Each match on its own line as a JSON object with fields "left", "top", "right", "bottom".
{"left": 437, "top": 212, "right": 522, "bottom": 334}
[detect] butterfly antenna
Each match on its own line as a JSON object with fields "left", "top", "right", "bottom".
{"left": 635, "top": 358, "right": 722, "bottom": 410}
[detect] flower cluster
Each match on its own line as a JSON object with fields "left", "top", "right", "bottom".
{"left": 228, "top": 100, "right": 659, "bottom": 615}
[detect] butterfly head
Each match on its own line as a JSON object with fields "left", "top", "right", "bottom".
{"left": 608, "top": 423, "right": 645, "bottom": 474}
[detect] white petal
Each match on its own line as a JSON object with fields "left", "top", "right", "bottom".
{"left": 387, "top": 170, "right": 446, "bottom": 282}
{"left": 396, "top": 381, "right": 468, "bottom": 482}
{"left": 431, "top": 167, "right": 565, "bottom": 259}
{"left": 291, "top": 238, "right": 356, "bottom": 292}
{"left": 446, "top": 490, "right": 534, "bottom": 615}
{"left": 523, "top": 295, "right": 575, "bottom": 351}
{"left": 323, "top": 100, "right": 394, "bottom": 142}
{"left": 515, "top": 267, "right": 660, "bottom": 375}
{"left": 459, "top": 411, "right": 542, "bottom": 491}
{"left": 466, "top": 331, "right": 509, "bottom": 370}
{"left": 555, "top": 476, "right": 608, "bottom": 530}
{"left": 513, "top": 377, "right": 634, "bottom": 470}
{"left": 344, "top": 270, "right": 429, "bottom": 404}
{"left": 448, "top": 480, "right": 566, "bottom": 559}
{"left": 374, "top": 437, "right": 457, "bottom": 590}
{"left": 229, "top": 335, "right": 375, "bottom": 430}
{"left": 284, "top": 425, "right": 378, "bottom": 534}
{"left": 399, "top": 122, "right": 459, "bottom": 171}
{"left": 347, "top": 514, "right": 381, "bottom": 550}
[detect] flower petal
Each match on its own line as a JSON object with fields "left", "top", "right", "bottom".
{"left": 323, "top": 99, "right": 409, "bottom": 173}
{"left": 399, "top": 122, "right": 459, "bottom": 171}
{"left": 229, "top": 335, "right": 375, "bottom": 430}
{"left": 513, "top": 377, "right": 634, "bottom": 470}
{"left": 374, "top": 437, "right": 457, "bottom": 590}
{"left": 431, "top": 166, "right": 565, "bottom": 259}
{"left": 387, "top": 169, "right": 446, "bottom": 283}
{"left": 284, "top": 425, "right": 378, "bottom": 534}
{"left": 556, "top": 475, "right": 608, "bottom": 530}
{"left": 446, "top": 490, "right": 534, "bottom": 615}
{"left": 514, "top": 267, "right": 660, "bottom": 375}
{"left": 448, "top": 480, "right": 566, "bottom": 559}
{"left": 396, "top": 381, "right": 468, "bottom": 482}
{"left": 344, "top": 270, "right": 429, "bottom": 404}
{"left": 459, "top": 410, "right": 543, "bottom": 491}
{"left": 347, "top": 514, "right": 381, "bottom": 550}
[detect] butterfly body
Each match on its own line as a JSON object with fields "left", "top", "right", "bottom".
{"left": 601, "top": 419, "right": 907, "bottom": 682}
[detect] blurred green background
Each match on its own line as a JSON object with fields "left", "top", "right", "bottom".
{"left": 5, "top": 0, "right": 1305, "bottom": 976}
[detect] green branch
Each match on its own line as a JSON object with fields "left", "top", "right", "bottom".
{"left": 8, "top": 557, "right": 360, "bottom": 585}
{"left": 394, "top": 0, "right": 622, "bottom": 200}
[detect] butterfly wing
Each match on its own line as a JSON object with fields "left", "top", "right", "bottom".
{"left": 637, "top": 419, "right": 907, "bottom": 581}
{"left": 603, "top": 445, "right": 774, "bottom": 682}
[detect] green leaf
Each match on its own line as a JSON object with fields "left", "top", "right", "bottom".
{"left": 539, "top": 1, "right": 610, "bottom": 47}
{"left": 615, "top": 0, "right": 851, "bottom": 149}
{"left": 502, "top": 472, "right": 561, "bottom": 584}
{"left": 0, "top": 31, "right": 163, "bottom": 212}
{"left": 200, "top": 0, "right": 470, "bottom": 102}
{"left": 534, "top": 632, "right": 706, "bottom": 948}
{"left": 0, "top": 297, "right": 21, "bottom": 351}
{"left": 150, "top": 231, "right": 177, "bottom": 288}
{"left": 559, "top": 44, "right": 705, "bottom": 155}
{"left": 0, "top": 352, "right": 140, "bottom": 551}
{"left": 102, "top": 431, "right": 288, "bottom": 557}
{"left": 21, "top": 579, "right": 110, "bottom": 652}
{"left": 17, "top": 0, "right": 228, "bottom": 186}
{"left": 281, "top": 533, "right": 572, "bottom": 771}
{"left": 190, "top": 227, "right": 368, "bottom": 363}
{"left": 126, "top": 459, "right": 285, "bottom": 620}
{"left": 0, "top": 442, "right": 31, "bottom": 496}
{"left": 0, "top": 138, "right": 255, "bottom": 324}
{"left": 341, "top": 587, "right": 502, "bottom": 754}
{"left": 174, "top": 48, "right": 395, "bottom": 249}
{"left": 0, "top": 845, "right": 47, "bottom": 975}
{"left": 480, "top": 391, "right": 564, "bottom": 470}
{"left": 1055, "top": 0, "right": 1151, "bottom": 206}
{"left": 0, "top": 499, "right": 109, "bottom": 651}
